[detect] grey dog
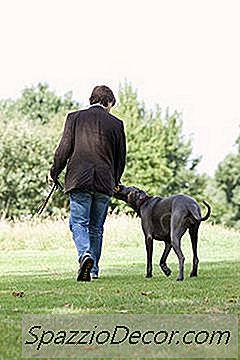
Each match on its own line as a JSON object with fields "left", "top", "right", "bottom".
{"left": 114, "top": 185, "right": 211, "bottom": 281}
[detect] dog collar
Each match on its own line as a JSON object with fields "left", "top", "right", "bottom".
{"left": 138, "top": 196, "right": 151, "bottom": 211}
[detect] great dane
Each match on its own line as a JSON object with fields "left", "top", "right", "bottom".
{"left": 114, "top": 185, "right": 211, "bottom": 281}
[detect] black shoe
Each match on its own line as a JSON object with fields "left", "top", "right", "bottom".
{"left": 91, "top": 273, "right": 99, "bottom": 280}
{"left": 77, "top": 255, "right": 94, "bottom": 282}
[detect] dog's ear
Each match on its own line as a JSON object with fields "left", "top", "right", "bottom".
{"left": 128, "top": 190, "right": 136, "bottom": 203}
{"left": 127, "top": 192, "right": 132, "bottom": 203}
{"left": 139, "top": 191, "right": 147, "bottom": 199}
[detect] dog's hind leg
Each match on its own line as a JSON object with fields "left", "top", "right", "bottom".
{"left": 145, "top": 235, "right": 153, "bottom": 278}
{"left": 171, "top": 212, "right": 187, "bottom": 281}
{"left": 159, "top": 241, "right": 172, "bottom": 277}
{"left": 189, "top": 223, "right": 200, "bottom": 277}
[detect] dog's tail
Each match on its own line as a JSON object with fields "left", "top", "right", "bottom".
{"left": 189, "top": 200, "right": 211, "bottom": 222}
{"left": 200, "top": 200, "right": 211, "bottom": 221}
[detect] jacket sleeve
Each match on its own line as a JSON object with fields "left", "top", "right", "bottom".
{"left": 114, "top": 122, "right": 126, "bottom": 185}
{"left": 50, "top": 114, "right": 75, "bottom": 181}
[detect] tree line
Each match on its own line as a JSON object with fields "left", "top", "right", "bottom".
{"left": 0, "top": 82, "right": 239, "bottom": 228}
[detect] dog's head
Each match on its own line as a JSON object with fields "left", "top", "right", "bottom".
{"left": 113, "top": 184, "right": 130, "bottom": 202}
{"left": 113, "top": 184, "right": 148, "bottom": 212}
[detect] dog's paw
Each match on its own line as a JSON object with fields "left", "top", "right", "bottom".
{"left": 164, "top": 268, "right": 172, "bottom": 277}
{"left": 190, "top": 271, "right": 197, "bottom": 277}
{"left": 160, "top": 265, "right": 171, "bottom": 277}
{"left": 176, "top": 276, "right": 184, "bottom": 281}
{"left": 145, "top": 273, "right": 152, "bottom": 278}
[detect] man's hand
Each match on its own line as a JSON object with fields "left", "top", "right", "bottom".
{"left": 47, "top": 171, "right": 55, "bottom": 187}
{"left": 114, "top": 185, "right": 121, "bottom": 192}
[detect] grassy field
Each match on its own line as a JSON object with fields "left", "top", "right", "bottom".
{"left": 0, "top": 215, "right": 239, "bottom": 360}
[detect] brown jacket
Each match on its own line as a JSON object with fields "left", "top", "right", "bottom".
{"left": 50, "top": 105, "right": 126, "bottom": 195}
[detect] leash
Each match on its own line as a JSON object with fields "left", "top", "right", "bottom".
{"left": 37, "top": 179, "right": 64, "bottom": 215}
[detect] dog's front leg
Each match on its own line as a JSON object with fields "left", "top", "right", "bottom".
{"left": 145, "top": 235, "right": 153, "bottom": 278}
{"left": 160, "top": 241, "right": 172, "bottom": 277}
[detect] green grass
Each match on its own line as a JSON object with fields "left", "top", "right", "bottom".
{"left": 0, "top": 216, "right": 239, "bottom": 359}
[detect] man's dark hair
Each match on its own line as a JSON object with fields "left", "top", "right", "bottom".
{"left": 89, "top": 85, "right": 116, "bottom": 107}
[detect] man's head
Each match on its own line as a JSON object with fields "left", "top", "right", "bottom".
{"left": 89, "top": 85, "right": 116, "bottom": 112}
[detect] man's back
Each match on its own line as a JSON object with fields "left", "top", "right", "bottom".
{"left": 51, "top": 105, "right": 126, "bottom": 195}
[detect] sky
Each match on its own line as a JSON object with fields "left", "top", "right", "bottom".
{"left": 0, "top": 0, "right": 240, "bottom": 175}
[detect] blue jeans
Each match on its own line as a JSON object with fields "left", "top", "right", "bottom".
{"left": 69, "top": 190, "right": 110, "bottom": 275}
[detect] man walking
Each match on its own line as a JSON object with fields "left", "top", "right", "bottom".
{"left": 49, "top": 85, "right": 126, "bottom": 281}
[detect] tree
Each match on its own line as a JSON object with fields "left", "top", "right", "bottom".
{"left": 214, "top": 151, "right": 240, "bottom": 227}
{"left": 111, "top": 82, "right": 206, "bottom": 212}
{"left": 0, "top": 81, "right": 206, "bottom": 218}
{"left": 17, "top": 83, "right": 79, "bottom": 123}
